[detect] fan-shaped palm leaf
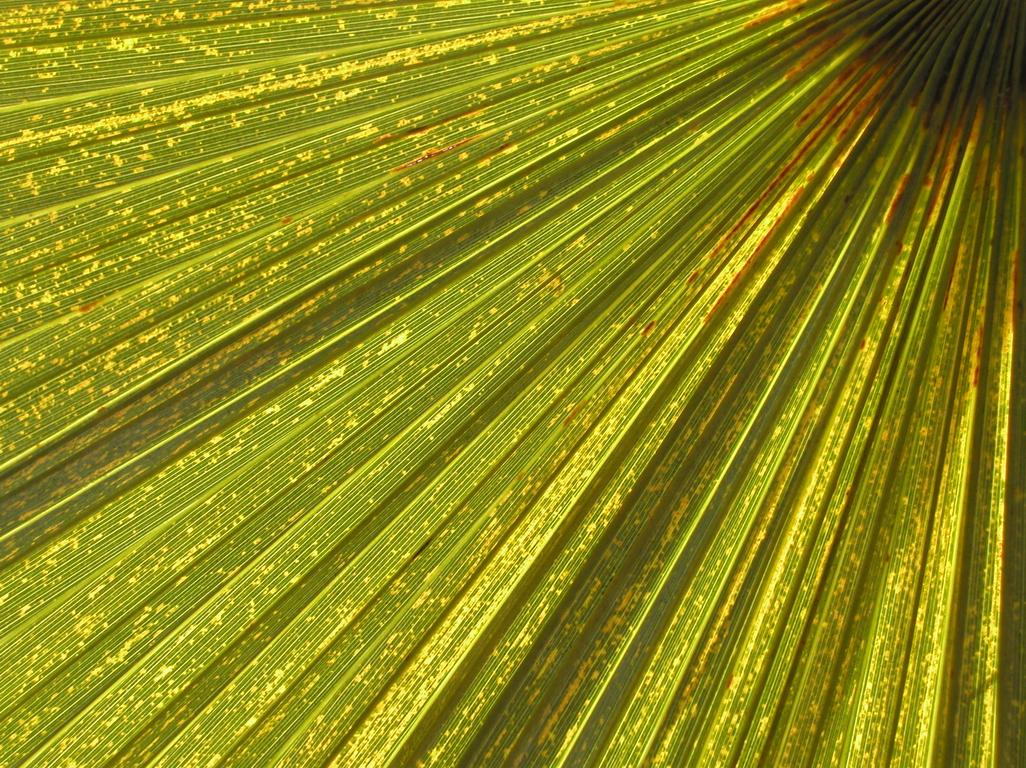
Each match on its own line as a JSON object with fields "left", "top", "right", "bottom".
{"left": 0, "top": 0, "right": 1023, "bottom": 765}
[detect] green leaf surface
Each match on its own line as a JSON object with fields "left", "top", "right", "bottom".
{"left": 1, "top": 0, "right": 1023, "bottom": 765}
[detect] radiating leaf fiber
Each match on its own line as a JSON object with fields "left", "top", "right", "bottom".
{"left": 0, "top": 0, "right": 1023, "bottom": 766}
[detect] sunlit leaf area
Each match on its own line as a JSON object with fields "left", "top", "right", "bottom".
{"left": 1, "top": 0, "right": 1023, "bottom": 765}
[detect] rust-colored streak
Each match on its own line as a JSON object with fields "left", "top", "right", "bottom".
{"left": 745, "top": 0, "right": 805, "bottom": 29}
{"left": 796, "top": 58, "right": 871, "bottom": 128}
{"left": 391, "top": 136, "right": 479, "bottom": 172}
{"left": 641, "top": 321, "right": 656, "bottom": 337}
{"left": 705, "top": 184, "right": 806, "bottom": 323}
{"left": 885, "top": 173, "right": 911, "bottom": 224}
{"left": 396, "top": 107, "right": 485, "bottom": 143}
{"left": 942, "top": 246, "right": 965, "bottom": 310}
{"left": 836, "top": 66, "right": 889, "bottom": 139}
{"left": 76, "top": 300, "right": 101, "bottom": 313}
{"left": 707, "top": 71, "right": 867, "bottom": 269}
{"left": 705, "top": 257, "right": 755, "bottom": 323}
{"left": 478, "top": 142, "right": 515, "bottom": 164}
{"left": 454, "top": 107, "right": 485, "bottom": 121}
{"left": 786, "top": 36, "right": 841, "bottom": 81}
{"left": 972, "top": 327, "right": 984, "bottom": 387}
{"left": 563, "top": 401, "right": 586, "bottom": 428}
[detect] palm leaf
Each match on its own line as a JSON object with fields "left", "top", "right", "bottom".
{"left": 1, "top": 0, "right": 1023, "bottom": 765}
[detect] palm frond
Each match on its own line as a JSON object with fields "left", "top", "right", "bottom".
{"left": 1, "top": 0, "right": 1023, "bottom": 765}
